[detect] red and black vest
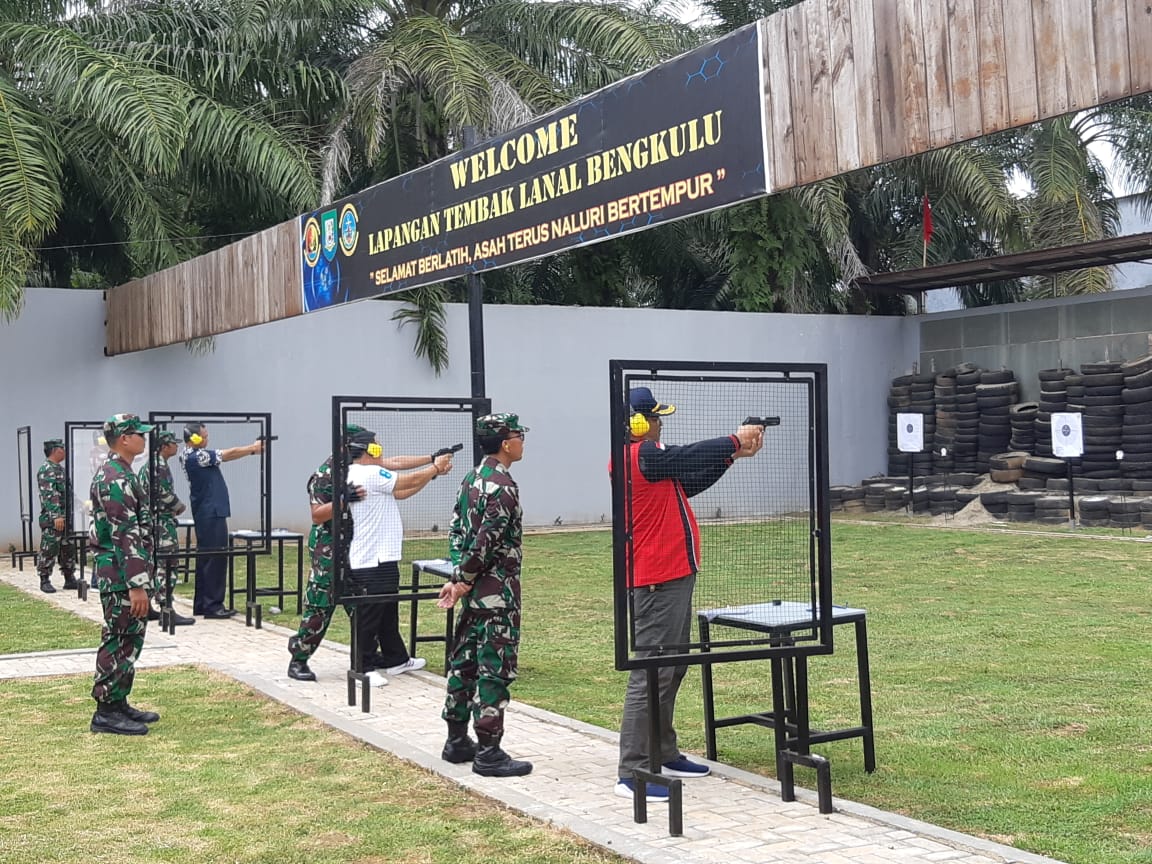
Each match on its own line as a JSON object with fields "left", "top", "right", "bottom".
{"left": 625, "top": 441, "right": 700, "bottom": 588}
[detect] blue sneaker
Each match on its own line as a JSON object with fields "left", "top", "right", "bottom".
{"left": 662, "top": 755, "right": 710, "bottom": 778}
{"left": 614, "top": 778, "right": 670, "bottom": 802}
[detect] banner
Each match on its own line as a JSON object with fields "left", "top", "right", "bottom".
{"left": 300, "top": 24, "right": 767, "bottom": 312}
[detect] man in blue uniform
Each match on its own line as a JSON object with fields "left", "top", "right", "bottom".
{"left": 181, "top": 422, "right": 263, "bottom": 619}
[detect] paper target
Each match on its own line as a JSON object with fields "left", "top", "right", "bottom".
{"left": 896, "top": 413, "right": 924, "bottom": 453}
{"left": 1051, "top": 412, "right": 1083, "bottom": 459}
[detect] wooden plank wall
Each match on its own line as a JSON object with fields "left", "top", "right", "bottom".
{"left": 108, "top": 0, "right": 1152, "bottom": 353}
{"left": 106, "top": 220, "right": 300, "bottom": 354}
{"left": 760, "top": 0, "right": 1152, "bottom": 191}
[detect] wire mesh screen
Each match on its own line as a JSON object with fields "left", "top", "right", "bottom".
{"left": 148, "top": 413, "right": 272, "bottom": 552}
{"left": 610, "top": 361, "right": 833, "bottom": 671}
{"left": 16, "top": 426, "right": 32, "bottom": 524}
{"left": 331, "top": 397, "right": 490, "bottom": 602}
{"left": 65, "top": 421, "right": 110, "bottom": 537}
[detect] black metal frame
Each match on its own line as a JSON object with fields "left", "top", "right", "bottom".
{"left": 331, "top": 395, "right": 490, "bottom": 712}
{"left": 11, "top": 426, "right": 37, "bottom": 570}
{"left": 63, "top": 420, "right": 106, "bottom": 599}
{"left": 609, "top": 359, "right": 835, "bottom": 833}
{"left": 148, "top": 412, "right": 274, "bottom": 625}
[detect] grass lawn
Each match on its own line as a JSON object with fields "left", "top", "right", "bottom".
{"left": 0, "top": 667, "right": 621, "bottom": 864}
{"left": 0, "top": 579, "right": 100, "bottom": 653}
{"left": 44, "top": 521, "right": 1152, "bottom": 863}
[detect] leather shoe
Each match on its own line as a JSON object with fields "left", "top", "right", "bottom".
{"left": 39, "top": 580, "right": 56, "bottom": 594}
{"left": 90, "top": 707, "right": 148, "bottom": 736}
{"left": 116, "top": 700, "right": 160, "bottom": 723}
{"left": 170, "top": 611, "right": 195, "bottom": 626}
{"left": 287, "top": 660, "right": 317, "bottom": 681}
{"left": 442, "top": 735, "right": 477, "bottom": 764}
{"left": 62, "top": 577, "right": 79, "bottom": 590}
{"left": 147, "top": 606, "right": 161, "bottom": 621}
{"left": 202, "top": 608, "right": 236, "bottom": 619}
{"left": 472, "top": 745, "right": 532, "bottom": 777}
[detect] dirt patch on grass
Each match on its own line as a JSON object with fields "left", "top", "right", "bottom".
{"left": 1051, "top": 722, "right": 1089, "bottom": 736}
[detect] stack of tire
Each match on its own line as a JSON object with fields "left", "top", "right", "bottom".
{"left": 978, "top": 489, "right": 1009, "bottom": 519}
{"left": 1072, "top": 361, "right": 1124, "bottom": 478}
{"left": 1077, "top": 496, "right": 1110, "bottom": 527}
{"left": 1035, "top": 368, "right": 1073, "bottom": 457}
{"left": 1120, "top": 355, "right": 1152, "bottom": 479}
{"left": 1021, "top": 455, "right": 1066, "bottom": 485}
{"left": 1009, "top": 402, "right": 1037, "bottom": 452}
{"left": 886, "top": 375, "right": 912, "bottom": 476}
{"left": 1141, "top": 497, "right": 1152, "bottom": 531}
{"left": 1033, "top": 494, "right": 1070, "bottom": 524}
{"left": 829, "top": 486, "right": 866, "bottom": 513}
{"left": 952, "top": 366, "right": 982, "bottom": 473}
{"left": 988, "top": 451, "right": 1027, "bottom": 484}
{"left": 976, "top": 370, "right": 1017, "bottom": 468}
{"left": 863, "top": 479, "right": 892, "bottom": 512}
{"left": 888, "top": 374, "right": 935, "bottom": 477}
{"left": 1006, "top": 489, "right": 1044, "bottom": 522}
{"left": 933, "top": 369, "right": 960, "bottom": 473}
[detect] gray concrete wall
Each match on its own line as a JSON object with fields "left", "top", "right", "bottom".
{"left": 1, "top": 288, "right": 916, "bottom": 546}
{"left": 920, "top": 284, "right": 1152, "bottom": 400}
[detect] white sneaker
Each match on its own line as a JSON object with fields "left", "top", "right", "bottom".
{"left": 366, "top": 671, "right": 389, "bottom": 687}
{"left": 385, "top": 657, "right": 427, "bottom": 676}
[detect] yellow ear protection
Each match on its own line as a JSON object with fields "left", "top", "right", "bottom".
{"left": 189, "top": 433, "right": 204, "bottom": 446}
{"left": 367, "top": 442, "right": 382, "bottom": 458}
{"left": 629, "top": 413, "right": 651, "bottom": 437}
{"left": 184, "top": 422, "right": 205, "bottom": 446}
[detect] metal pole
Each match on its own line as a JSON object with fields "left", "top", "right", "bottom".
{"left": 461, "top": 125, "right": 487, "bottom": 466}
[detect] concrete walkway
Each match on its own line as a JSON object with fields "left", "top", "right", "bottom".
{"left": 1, "top": 565, "right": 1064, "bottom": 864}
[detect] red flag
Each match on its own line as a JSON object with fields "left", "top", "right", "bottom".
{"left": 922, "top": 193, "right": 934, "bottom": 247}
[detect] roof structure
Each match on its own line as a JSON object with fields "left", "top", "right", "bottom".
{"left": 857, "top": 232, "right": 1152, "bottom": 295}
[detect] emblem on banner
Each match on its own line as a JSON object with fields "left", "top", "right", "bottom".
{"left": 302, "top": 217, "right": 322, "bottom": 268}
{"left": 322, "top": 209, "right": 338, "bottom": 262}
{"left": 339, "top": 203, "right": 359, "bottom": 256}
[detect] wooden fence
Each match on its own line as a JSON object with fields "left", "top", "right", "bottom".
{"left": 106, "top": 0, "right": 1152, "bottom": 354}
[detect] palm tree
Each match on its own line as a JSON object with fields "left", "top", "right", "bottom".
{"left": 318, "top": 0, "right": 696, "bottom": 370}
{"left": 0, "top": 0, "right": 346, "bottom": 318}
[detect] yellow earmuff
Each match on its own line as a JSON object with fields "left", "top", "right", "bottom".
{"left": 189, "top": 433, "right": 204, "bottom": 447}
{"left": 629, "top": 413, "right": 651, "bottom": 437}
{"left": 367, "top": 442, "right": 382, "bottom": 458}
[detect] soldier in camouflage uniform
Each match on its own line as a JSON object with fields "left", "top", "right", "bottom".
{"left": 89, "top": 414, "right": 161, "bottom": 736}
{"left": 287, "top": 426, "right": 447, "bottom": 681}
{"left": 139, "top": 430, "right": 194, "bottom": 627}
{"left": 36, "top": 438, "right": 77, "bottom": 593}
{"left": 437, "top": 412, "right": 532, "bottom": 778}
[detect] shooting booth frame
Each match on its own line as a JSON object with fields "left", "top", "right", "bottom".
{"left": 63, "top": 419, "right": 109, "bottom": 598}
{"left": 331, "top": 395, "right": 491, "bottom": 713}
{"left": 609, "top": 360, "right": 839, "bottom": 831}
{"left": 148, "top": 412, "right": 274, "bottom": 628}
{"left": 11, "top": 426, "right": 37, "bottom": 570}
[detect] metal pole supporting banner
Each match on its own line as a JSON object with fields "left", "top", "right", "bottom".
{"left": 462, "top": 125, "right": 487, "bottom": 467}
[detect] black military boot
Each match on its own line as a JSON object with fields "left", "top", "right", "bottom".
{"left": 62, "top": 575, "right": 79, "bottom": 591}
{"left": 287, "top": 660, "right": 317, "bottom": 681}
{"left": 39, "top": 579, "right": 56, "bottom": 594}
{"left": 90, "top": 702, "right": 148, "bottom": 736}
{"left": 441, "top": 721, "right": 477, "bottom": 764}
{"left": 115, "top": 700, "right": 160, "bottom": 723}
{"left": 472, "top": 735, "right": 532, "bottom": 777}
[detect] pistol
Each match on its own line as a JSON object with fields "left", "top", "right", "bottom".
{"left": 743, "top": 416, "right": 781, "bottom": 428}
{"left": 432, "top": 443, "right": 464, "bottom": 459}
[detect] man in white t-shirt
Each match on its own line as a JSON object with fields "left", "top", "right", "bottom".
{"left": 346, "top": 429, "right": 454, "bottom": 674}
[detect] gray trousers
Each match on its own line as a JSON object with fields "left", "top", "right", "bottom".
{"left": 618, "top": 573, "right": 696, "bottom": 778}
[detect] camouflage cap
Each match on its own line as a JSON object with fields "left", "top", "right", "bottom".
{"left": 347, "top": 428, "right": 378, "bottom": 451}
{"left": 475, "top": 412, "right": 529, "bottom": 437}
{"left": 43, "top": 438, "right": 64, "bottom": 451}
{"left": 155, "top": 430, "right": 179, "bottom": 446}
{"left": 103, "top": 413, "right": 154, "bottom": 438}
{"left": 344, "top": 423, "right": 366, "bottom": 436}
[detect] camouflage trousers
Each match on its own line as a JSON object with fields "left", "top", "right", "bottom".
{"left": 92, "top": 589, "right": 149, "bottom": 704}
{"left": 290, "top": 567, "right": 334, "bottom": 663}
{"left": 442, "top": 609, "right": 520, "bottom": 741}
{"left": 36, "top": 526, "right": 75, "bottom": 581}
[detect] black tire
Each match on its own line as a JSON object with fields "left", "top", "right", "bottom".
{"left": 1039, "top": 368, "right": 1075, "bottom": 382}
{"left": 1023, "top": 456, "right": 1065, "bottom": 475}
{"left": 1122, "top": 386, "right": 1152, "bottom": 404}
{"left": 1121, "top": 355, "right": 1152, "bottom": 377}
{"left": 1081, "top": 373, "right": 1125, "bottom": 388}
{"left": 1038, "top": 401, "right": 1068, "bottom": 414}
{"left": 1124, "top": 367, "right": 1152, "bottom": 389}
{"left": 1080, "top": 363, "right": 1122, "bottom": 375}
{"left": 980, "top": 370, "right": 1015, "bottom": 385}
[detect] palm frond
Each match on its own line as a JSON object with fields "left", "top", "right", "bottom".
{"left": 391, "top": 283, "right": 450, "bottom": 374}
{"left": 0, "top": 220, "right": 34, "bottom": 320}
{"left": 0, "top": 70, "right": 62, "bottom": 238}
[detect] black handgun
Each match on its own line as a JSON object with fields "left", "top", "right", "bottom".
{"left": 743, "top": 416, "right": 781, "bottom": 428}
{"left": 432, "top": 443, "right": 464, "bottom": 459}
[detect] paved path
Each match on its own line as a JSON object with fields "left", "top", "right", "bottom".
{"left": 1, "top": 566, "right": 1063, "bottom": 864}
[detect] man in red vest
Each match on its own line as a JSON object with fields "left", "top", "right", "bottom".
{"left": 616, "top": 387, "right": 763, "bottom": 802}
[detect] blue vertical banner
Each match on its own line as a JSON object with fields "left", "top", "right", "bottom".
{"left": 300, "top": 24, "right": 767, "bottom": 313}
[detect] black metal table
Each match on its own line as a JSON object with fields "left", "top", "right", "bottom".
{"left": 698, "top": 601, "right": 875, "bottom": 811}
{"left": 227, "top": 529, "right": 305, "bottom": 628}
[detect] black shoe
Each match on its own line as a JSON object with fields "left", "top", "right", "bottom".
{"left": 442, "top": 735, "right": 477, "bottom": 764}
{"left": 287, "top": 660, "right": 316, "bottom": 681}
{"left": 170, "top": 611, "right": 195, "bottom": 626}
{"left": 62, "top": 577, "right": 79, "bottom": 590}
{"left": 39, "top": 580, "right": 56, "bottom": 594}
{"left": 116, "top": 700, "right": 160, "bottom": 724}
{"left": 202, "top": 608, "right": 235, "bottom": 619}
{"left": 147, "top": 606, "right": 161, "bottom": 621}
{"left": 472, "top": 745, "right": 533, "bottom": 777}
{"left": 90, "top": 706, "right": 148, "bottom": 736}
